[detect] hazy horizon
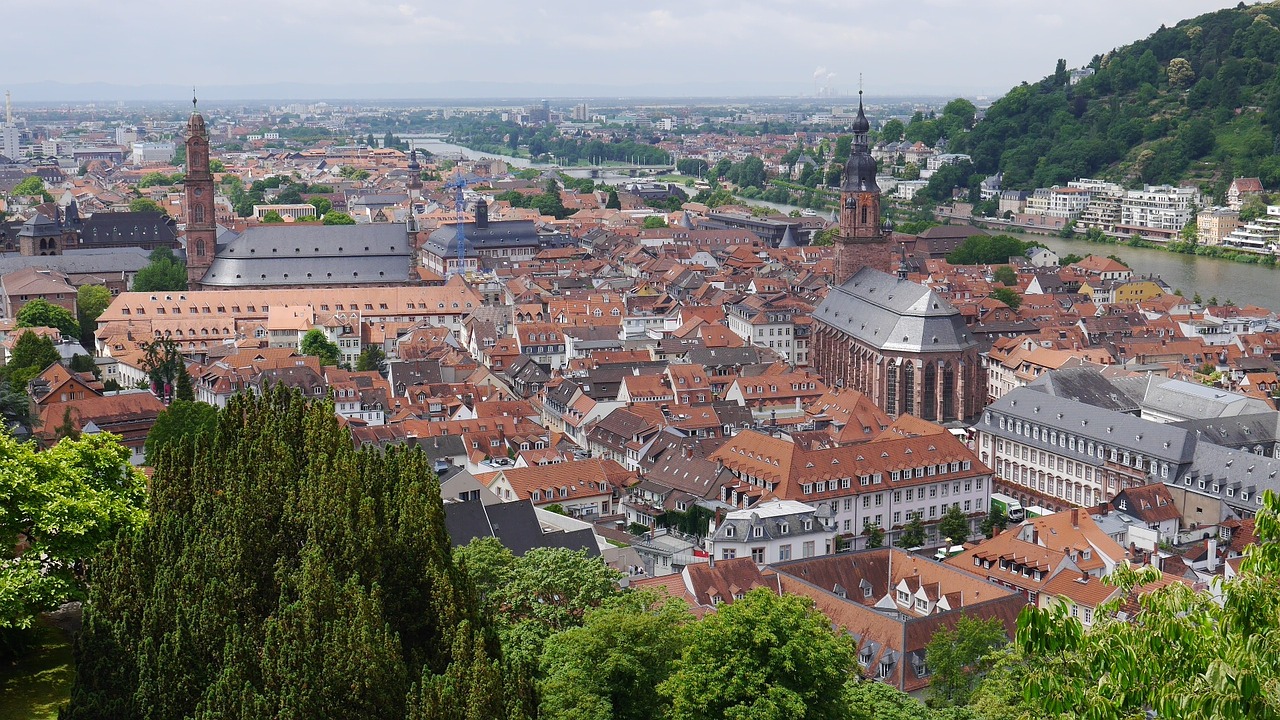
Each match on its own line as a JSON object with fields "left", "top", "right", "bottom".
{"left": 2, "top": 1, "right": 1242, "bottom": 102}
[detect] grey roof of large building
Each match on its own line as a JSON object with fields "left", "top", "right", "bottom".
{"left": 202, "top": 222, "right": 410, "bottom": 287}
{"left": 1171, "top": 412, "right": 1280, "bottom": 449}
{"left": 1177, "top": 441, "right": 1280, "bottom": 516}
{"left": 424, "top": 219, "right": 570, "bottom": 258}
{"left": 984, "top": 387, "right": 1198, "bottom": 466}
{"left": 1025, "top": 367, "right": 1141, "bottom": 414}
{"left": 0, "top": 247, "right": 151, "bottom": 275}
{"left": 814, "top": 267, "right": 976, "bottom": 354}
{"left": 1137, "top": 376, "right": 1273, "bottom": 421}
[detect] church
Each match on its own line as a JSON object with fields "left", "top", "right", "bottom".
{"left": 182, "top": 100, "right": 413, "bottom": 290}
{"left": 810, "top": 94, "right": 985, "bottom": 423}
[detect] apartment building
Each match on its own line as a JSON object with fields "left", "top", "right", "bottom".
{"left": 710, "top": 427, "right": 992, "bottom": 550}
{"left": 1119, "top": 185, "right": 1200, "bottom": 238}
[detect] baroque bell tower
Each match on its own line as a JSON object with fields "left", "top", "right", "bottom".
{"left": 184, "top": 91, "right": 216, "bottom": 289}
{"left": 835, "top": 90, "right": 893, "bottom": 283}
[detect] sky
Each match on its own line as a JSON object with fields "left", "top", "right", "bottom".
{"left": 1, "top": 0, "right": 1249, "bottom": 100}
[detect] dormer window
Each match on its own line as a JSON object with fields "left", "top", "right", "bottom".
{"left": 725, "top": 526, "right": 735, "bottom": 537}
{"left": 752, "top": 526, "right": 763, "bottom": 538}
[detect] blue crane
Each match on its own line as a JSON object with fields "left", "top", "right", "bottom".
{"left": 442, "top": 175, "right": 469, "bottom": 275}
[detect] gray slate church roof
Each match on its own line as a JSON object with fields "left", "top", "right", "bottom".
{"left": 814, "top": 267, "right": 976, "bottom": 354}
{"left": 202, "top": 222, "right": 411, "bottom": 287}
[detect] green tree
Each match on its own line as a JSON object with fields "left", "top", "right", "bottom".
{"left": 77, "top": 284, "right": 113, "bottom": 349}
{"left": 300, "top": 329, "right": 340, "bottom": 366}
{"left": 979, "top": 507, "right": 1007, "bottom": 539}
{"left": 642, "top": 216, "right": 668, "bottom": 229}
{"left": 322, "top": 210, "right": 356, "bottom": 225}
{"left": 1013, "top": 489, "right": 1280, "bottom": 719}
{"left": 138, "top": 172, "right": 176, "bottom": 188}
{"left": 660, "top": 588, "right": 856, "bottom": 720}
{"left": 863, "top": 519, "right": 885, "bottom": 549}
{"left": 880, "top": 119, "right": 905, "bottom": 142}
{"left": 494, "top": 547, "right": 622, "bottom": 664}
{"left": 0, "top": 431, "right": 147, "bottom": 629}
{"left": 1059, "top": 253, "right": 1084, "bottom": 265}
{"left": 0, "top": 380, "right": 30, "bottom": 426}
{"left": 128, "top": 197, "right": 165, "bottom": 214}
{"left": 899, "top": 516, "right": 926, "bottom": 548}
{"left": 539, "top": 592, "right": 692, "bottom": 720}
{"left": 140, "top": 338, "right": 185, "bottom": 398}
{"left": 208, "top": 159, "right": 225, "bottom": 173}
{"left": 261, "top": 210, "right": 285, "bottom": 223}
{"left": 308, "top": 196, "right": 333, "bottom": 215}
{"left": 925, "top": 616, "right": 1008, "bottom": 707}
{"left": 812, "top": 227, "right": 838, "bottom": 247}
{"left": 16, "top": 297, "right": 79, "bottom": 339}
{"left": 845, "top": 679, "right": 940, "bottom": 720}
{"left": 605, "top": 189, "right": 621, "bottom": 209}
{"left": 3, "top": 331, "right": 60, "bottom": 387}
{"left": 991, "top": 287, "right": 1022, "bottom": 310}
{"left": 144, "top": 400, "right": 218, "bottom": 466}
{"left": 11, "top": 176, "right": 50, "bottom": 201}
{"left": 174, "top": 364, "right": 195, "bottom": 402}
{"left": 991, "top": 265, "right": 1017, "bottom": 286}
{"left": 65, "top": 386, "right": 513, "bottom": 718}
{"left": 937, "top": 505, "right": 971, "bottom": 545}
{"left": 132, "top": 246, "right": 187, "bottom": 292}
{"left": 355, "top": 346, "right": 387, "bottom": 374}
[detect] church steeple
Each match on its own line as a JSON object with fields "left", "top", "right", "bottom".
{"left": 834, "top": 88, "right": 892, "bottom": 283}
{"left": 184, "top": 91, "right": 216, "bottom": 288}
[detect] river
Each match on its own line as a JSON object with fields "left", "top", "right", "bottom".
{"left": 411, "top": 137, "right": 1279, "bottom": 308}
{"left": 1005, "top": 231, "right": 1279, "bottom": 310}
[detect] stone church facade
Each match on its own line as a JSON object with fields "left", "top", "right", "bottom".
{"left": 813, "top": 94, "right": 984, "bottom": 424}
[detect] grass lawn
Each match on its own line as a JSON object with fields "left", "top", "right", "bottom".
{"left": 0, "top": 623, "right": 74, "bottom": 720}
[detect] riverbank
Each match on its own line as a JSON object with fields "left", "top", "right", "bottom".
{"left": 952, "top": 212, "right": 1278, "bottom": 269}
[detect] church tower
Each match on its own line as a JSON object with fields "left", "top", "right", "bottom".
{"left": 835, "top": 91, "right": 893, "bottom": 283}
{"left": 407, "top": 149, "right": 423, "bottom": 200}
{"left": 184, "top": 93, "right": 216, "bottom": 289}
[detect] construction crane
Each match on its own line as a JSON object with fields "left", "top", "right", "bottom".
{"left": 442, "top": 174, "right": 469, "bottom": 275}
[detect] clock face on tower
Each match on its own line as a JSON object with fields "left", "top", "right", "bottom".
{"left": 193, "top": 187, "right": 203, "bottom": 197}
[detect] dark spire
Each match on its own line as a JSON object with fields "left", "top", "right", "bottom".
{"left": 851, "top": 90, "right": 870, "bottom": 135}
{"left": 192, "top": 87, "right": 197, "bottom": 111}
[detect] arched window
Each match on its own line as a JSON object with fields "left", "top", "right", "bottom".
{"left": 921, "top": 362, "right": 937, "bottom": 422}
{"left": 195, "top": 240, "right": 205, "bottom": 257}
{"left": 941, "top": 362, "right": 956, "bottom": 421}
{"left": 861, "top": 205, "right": 868, "bottom": 224}
{"left": 886, "top": 361, "right": 899, "bottom": 417}
{"left": 902, "top": 362, "right": 916, "bottom": 416}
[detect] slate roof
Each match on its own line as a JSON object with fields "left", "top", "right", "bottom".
{"left": 443, "top": 498, "right": 600, "bottom": 556}
{"left": 814, "top": 267, "right": 976, "bottom": 353}
{"left": 77, "top": 211, "right": 177, "bottom": 246}
{"left": 1025, "top": 367, "right": 1141, "bottom": 414}
{"left": 0, "top": 247, "right": 151, "bottom": 275}
{"left": 202, "top": 223, "right": 411, "bottom": 287}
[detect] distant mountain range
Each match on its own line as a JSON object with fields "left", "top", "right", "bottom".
{"left": 955, "top": 3, "right": 1280, "bottom": 199}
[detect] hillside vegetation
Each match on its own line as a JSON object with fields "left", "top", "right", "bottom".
{"left": 958, "top": 2, "right": 1280, "bottom": 198}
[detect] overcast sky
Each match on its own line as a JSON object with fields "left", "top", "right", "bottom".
{"left": 2, "top": 1, "right": 1247, "bottom": 99}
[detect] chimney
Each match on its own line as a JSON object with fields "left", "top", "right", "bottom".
{"left": 1070, "top": 508, "right": 1079, "bottom": 529}
{"left": 1206, "top": 538, "right": 1218, "bottom": 573}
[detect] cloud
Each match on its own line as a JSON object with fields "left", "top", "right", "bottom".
{"left": 0, "top": 0, "right": 1244, "bottom": 97}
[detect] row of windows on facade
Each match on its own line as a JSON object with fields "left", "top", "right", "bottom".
{"left": 988, "top": 430, "right": 1170, "bottom": 481}
{"left": 833, "top": 500, "right": 973, "bottom": 533}
{"left": 986, "top": 413, "right": 1172, "bottom": 476}
{"left": 799, "top": 464, "right": 975, "bottom": 494}
{"left": 743, "top": 381, "right": 817, "bottom": 395}
{"left": 717, "top": 540, "right": 816, "bottom": 563}
{"left": 721, "top": 518, "right": 814, "bottom": 538}
{"left": 530, "top": 482, "right": 600, "bottom": 502}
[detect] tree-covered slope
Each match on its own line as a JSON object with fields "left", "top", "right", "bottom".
{"left": 959, "top": 2, "right": 1280, "bottom": 197}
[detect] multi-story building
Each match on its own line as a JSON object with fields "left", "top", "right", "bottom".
{"left": 811, "top": 268, "right": 986, "bottom": 423}
{"left": 131, "top": 141, "right": 175, "bottom": 166}
{"left": 1119, "top": 185, "right": 1200, "bottom": 239}
{"left": 710, "top": 427, "right": 991, "bottom": 549}
{"left": 1219, "top": 205, "right": 1280, "bottom": 253}
{"left": 706, "top": 500, "right": 837, "bottom": 563}
{"left": 252, "top": 204, "right": 318, "bottom": 222}
{"left": 1196, "top": 207, "right": 1241, "bottom": 246}
{"left": 978, "top": 386, "right": 1196, "bottom": 510}
{"left": 726, "top": 294, "right": 800, "bottom": 364}
{"left": 1025, "top": 186, "right": 1092, "bottom": 219}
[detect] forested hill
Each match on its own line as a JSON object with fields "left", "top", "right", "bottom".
{"left": 957, "top": 2, "right": 1280, "bottom": 198}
